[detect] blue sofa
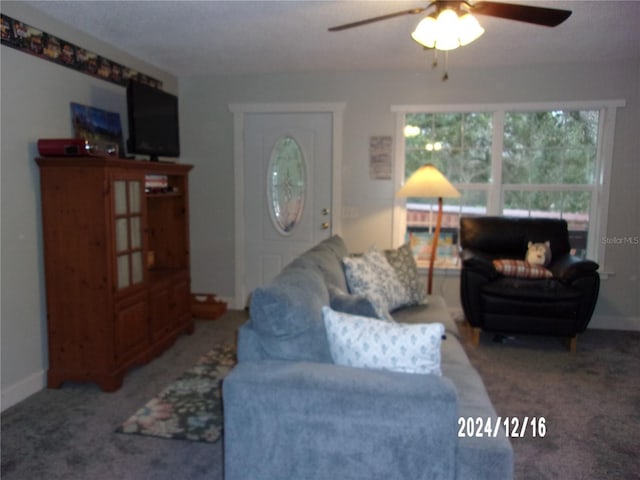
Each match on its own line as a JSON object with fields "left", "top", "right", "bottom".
{"left": 223, "top": 235, "right": 513, "bottom": 480}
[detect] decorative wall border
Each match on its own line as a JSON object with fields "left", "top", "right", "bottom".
{"left": 1, "top": 14, "right": 162, "bottom": 88}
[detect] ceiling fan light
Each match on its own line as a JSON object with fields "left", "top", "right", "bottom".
{"left": 458, "top": 13, "right": 484, "bottom": 46}
{"left": 433, "top": 9, "right": 461, "bottom": 50}
{"left": 412, "top": 9, "right": 483, "bottom": 51}
{"left": 411, "top": 15, "right": 437, "bottom": 48}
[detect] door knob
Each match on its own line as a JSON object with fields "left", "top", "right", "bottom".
{"left": 321, "top": 222, "right": 330, "bottom": 230}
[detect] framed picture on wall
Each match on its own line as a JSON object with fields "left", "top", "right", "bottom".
{"left": 70, "top": 102, "right": 124, "bottom": 156}
{"left": 369, "top": 135, "right": 392, "bottom": 180}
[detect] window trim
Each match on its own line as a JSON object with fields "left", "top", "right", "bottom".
{"left": 392, "top": 100, "right": 625, "bottom": 272}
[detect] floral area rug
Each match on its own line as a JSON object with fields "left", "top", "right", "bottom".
{"left": 116, "top": 344, "right": 236, "bottom": 443}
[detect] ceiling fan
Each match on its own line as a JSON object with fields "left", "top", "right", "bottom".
{"left": 328, "top": 1, "right": 571, "bottom": 80}
{"left": 328, "top": 1, "right": 572, "bottom": 33}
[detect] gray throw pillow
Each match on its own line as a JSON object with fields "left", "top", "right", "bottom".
{"left": 328, "top": 285, "right": 380, "bottom": 319}
{"left": 384, "top": 243, "right": 427, "bottom": 305}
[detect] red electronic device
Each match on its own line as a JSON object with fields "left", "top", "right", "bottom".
{"left": 38, "top": 138, "right": 89, "bottom": 156}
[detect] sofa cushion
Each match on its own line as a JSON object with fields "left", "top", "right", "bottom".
{"left": 304, "top": 235, "right": 350, "bottom": 291}
{"left": 392, "top": 295, "right": 460, "bottom": 337}
{"left": 322, "top": 306, "right": 444, "bottom": 375}
{"left": 249, "top": 266, "right": 332, "bottom": 363}
{"left": 384, "top": 243, "right": 427, "bottom": 305}
{"left": 311, "top": 234, "right": 349, "bottom": 259}
{"left": 440, "top": 335, "right": 472, "bottom": 367}
{"left": 343, "top": 250, "right": 409, "bottom": 318}
{"left": 223, "top": 360, "right": 459, "bottom": 480}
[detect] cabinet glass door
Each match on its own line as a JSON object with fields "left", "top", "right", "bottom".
{"left": 114, "top": 178, "right": 144, "bottom": 290}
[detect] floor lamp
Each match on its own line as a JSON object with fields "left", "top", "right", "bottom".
{"left": 397, "top": 164, "right": 460, "bottom": 295}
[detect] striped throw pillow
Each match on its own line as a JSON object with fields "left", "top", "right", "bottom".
{"left": 493, "top": 259, "right": 553, "bottom": 279}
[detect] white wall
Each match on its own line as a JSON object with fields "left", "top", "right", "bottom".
{"left": 181, "top": 60, "right": 639, "bottom": 329}
{"left": 0, "top": 2, "right": 176, "bottom": 410}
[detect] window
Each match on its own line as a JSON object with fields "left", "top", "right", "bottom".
{"left": 393, "top": 101, "right": 623, "bottom": 270}
{"left": 403, "top": 112, "right": 492, "bottom": 268}
{"left": 501, "top": 110, "right": 600, "bottom": 259}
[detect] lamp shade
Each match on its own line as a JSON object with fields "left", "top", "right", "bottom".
{"left": 396, "top": 164, "right": 461, "bottom": 198}
{"left": 411, "top": 15, "right": 438, "bottom": 49}
{"left": 457, "top": 13, "right": 485, "bottom": 46}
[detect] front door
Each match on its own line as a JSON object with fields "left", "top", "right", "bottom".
{"left": 241, "top": 111, "right": 334, "bottom": 305}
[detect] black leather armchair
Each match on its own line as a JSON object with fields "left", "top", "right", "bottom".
{"left": 459, "top": 216, "right": 600, "bottom": 352}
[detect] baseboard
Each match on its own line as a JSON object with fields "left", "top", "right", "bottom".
{"left": 589, "top": 314, "right": 640, "bottom": 331}
{"left": 1, "top": 369, "right": 46, "bottom": 412}
{"left": 217, "top": 296, "right": 235, "bottom": 309}
{"left": 229, "top": 296, "right": 248, "bottom": 311}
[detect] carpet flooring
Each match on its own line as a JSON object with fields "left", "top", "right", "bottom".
{"left": 457, "top": 318, "right": 640, "bottom": 480}
{"left": 1, "top": 312, "right": 246, "bottom": 480}
{"left": 2, "top": 309, "right": 639, "bottom": 480}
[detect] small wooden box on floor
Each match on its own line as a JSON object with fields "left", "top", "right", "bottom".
{"left": 36, "top": 156, "right": 194, "bottom": 392}
{"left": 191, "top": 294, "right": 227, "bottom": 320}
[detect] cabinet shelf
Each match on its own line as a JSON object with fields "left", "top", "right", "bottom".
{"left": 146, "top": 191, "right": 183, "bottom": 198}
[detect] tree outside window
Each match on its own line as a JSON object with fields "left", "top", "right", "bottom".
{"left": 403, "top": 108, "right": 600, "bottom": 268}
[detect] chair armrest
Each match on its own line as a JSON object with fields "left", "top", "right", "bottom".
{"left": 549, "top": 254, "right": 599, "bottom": 283}
{"left": 223, "top": 360, "right": 458, "bottom": 480}
{"left": 460, "top": 248, "right": 499, "bottom": 279}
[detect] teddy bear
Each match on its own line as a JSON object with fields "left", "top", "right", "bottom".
{"left": 525, "top": 241, "right": 552, "bottom": 267}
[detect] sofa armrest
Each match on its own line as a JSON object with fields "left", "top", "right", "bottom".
{"left": 223, "top": 360, "right": 458, "bottom": 480}
{"left": 460, "top": 248, "right": 499, "bottom": 279}
{"left": 549, "top": 254, "right": 599, "bottom": 283}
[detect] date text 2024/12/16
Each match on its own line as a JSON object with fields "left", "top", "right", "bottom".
{"left": 458, "top": 417, "right": 547, "bottom": 438}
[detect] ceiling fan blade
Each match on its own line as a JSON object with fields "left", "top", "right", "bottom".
{"left": 471, "top": 1, "right": 571, "bottom": 27}
{"left": 328, "top": 8, "right": 427, "bottom": 31}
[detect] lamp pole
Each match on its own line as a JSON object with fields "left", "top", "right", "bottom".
{"left": 428, "top": 197, "right": 444, "bottom": 295}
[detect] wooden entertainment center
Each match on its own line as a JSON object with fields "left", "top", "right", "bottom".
{"left": 36, "top": 156, "right": 193, "bottom": 391}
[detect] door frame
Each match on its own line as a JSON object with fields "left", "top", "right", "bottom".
{"left": 229, "top": 102, "right": 345, "bottom": 309}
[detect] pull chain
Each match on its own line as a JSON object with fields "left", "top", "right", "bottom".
{"left": 430, "top": 48, "right": 449, "bottom": 82}
{"left": 442, "top": 51, "right": 449, "bottom": 82}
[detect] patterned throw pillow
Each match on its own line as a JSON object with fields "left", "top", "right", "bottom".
{"left": 384, "top": 243, "right": 427, "bottom": 305}
{"left": 342, "top": 249, "right": 409, "bottom": 319}
{"left": 493, "top": 259, "right": 553, "bottom": 279}
{"left": 322, "top": 306, "right": 444, "bottom": 375}
{"left": 365, "top": 249, "right": 411, "bottom": 309}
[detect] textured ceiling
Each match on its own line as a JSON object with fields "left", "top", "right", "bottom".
{"left": 24, "top": 0, "right": 640, "bottom": 77}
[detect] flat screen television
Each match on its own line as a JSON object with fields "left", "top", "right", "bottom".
{"left": 126, "top": 80, "right": 180, "bottom": 161}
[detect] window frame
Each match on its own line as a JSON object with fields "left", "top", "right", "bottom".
{"left": 392, "top": 100, "right": 625, "bottom": 273}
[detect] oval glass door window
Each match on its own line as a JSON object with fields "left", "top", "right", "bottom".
{"left": 267, "top": 136, "right": 306, "bottom": 235}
